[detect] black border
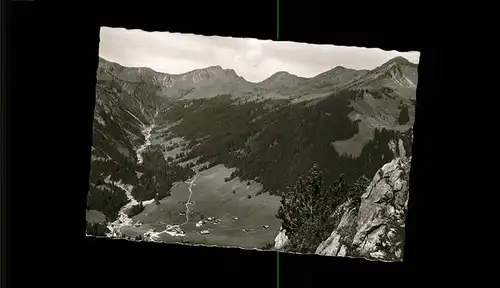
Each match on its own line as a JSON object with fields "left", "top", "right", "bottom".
{"left": 1, "top": 0, "right": 8, "bottom": 288}
{"left": 7, "top": 1, "right": 452, "bottom": 286}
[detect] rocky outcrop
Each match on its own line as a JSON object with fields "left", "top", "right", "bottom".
{"left": 388, "top": 138, "right": 407, "bottom": 158}
{"left": 274, "top": 226, "right": 289, "bottom": 250}
{"left": 352, "top": 156, "right": 410, "bottom": 260}
{"left": 316, "top": 140, "right": 411, "bottom": 261}
{"left": 315, "top": 200, "right": 358, "bottom": 257}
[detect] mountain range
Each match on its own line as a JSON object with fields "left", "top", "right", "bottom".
{"left": 87, "top": 54, "right": 418, "bottom": 260}
{"left": 97, "top": 56, "right": 417, "bottom": 101}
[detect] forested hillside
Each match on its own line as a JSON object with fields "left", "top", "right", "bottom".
{"left": 87, "top": 55, "right": 417, "bottom": 249}
{"left": 162, "top": 91, "right": 413, "bottom": 195}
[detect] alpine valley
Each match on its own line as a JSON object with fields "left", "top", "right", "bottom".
{"left": 86, "top": 55, "right": 417, "bottom": 262}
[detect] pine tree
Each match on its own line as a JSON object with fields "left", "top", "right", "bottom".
{"left": 348, "top": 175, "right": 370, "bottom": 205}
{"left": 276, "top": 164, "right": 366, "bottom": 253}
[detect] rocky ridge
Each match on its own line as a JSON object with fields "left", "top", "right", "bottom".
{"left": 91, "top": 55, "right": 417, "bottom": 256}
{"left": 97, "top": 56, "right": 417, "bottom": 104}
{"left": 273, "top": 138, "right": 411, "bottom": 261}
{"left": 314, "top": 139, "right": 411, "bottom": 261}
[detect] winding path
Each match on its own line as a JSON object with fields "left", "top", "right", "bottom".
{"left": 146, "top": 173, "right": 199, "bottom": 241}
{"left": 179, "top": 175, "right": 198, "bottom": 226}
{"left": 103, "top": 106, "right": 201, "bottom": 242}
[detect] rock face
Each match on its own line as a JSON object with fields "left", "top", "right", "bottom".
{"left": 316, "top": 140, "right": 411, "bottom": 261}
{"left": 274, "top": 226, "right": 289, "bottom": 250}
{"left": 315, "top": 200, "right": 358, "bottom": 256}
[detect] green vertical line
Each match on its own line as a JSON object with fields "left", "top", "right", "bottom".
{"left": 276, "top": 251, "right": 280, "bottom": 288}
{"left": 276, "top": 0, "right": 280, "bottom": 40}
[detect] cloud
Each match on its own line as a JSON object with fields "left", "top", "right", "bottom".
{"left": 99, "top": 27, "right": 420, "bottom": 83}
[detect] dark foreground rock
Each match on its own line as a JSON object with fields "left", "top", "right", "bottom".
{"left": 316, "top": 141, "right": 411, "bottom": 261}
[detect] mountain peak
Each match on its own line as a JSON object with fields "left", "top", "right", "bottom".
{"left": 357, "top": 56, "right": 418, "bottom": 89}
{"left": 199, "top": 65, "right": 239, "bottom": 77}
{"left": 370, "top": 56, "right": 417, "bottom": 74}
{"left": 383, "top": 56, "right": 415, "bottom": 67}
{"left": 313, "top": 66, "right": 355, "bottom": 80}
{"left": 186, "top": 65, "right": 224, "bottom": 75}
{"left": 177, "top": 65, "right": 242, "bottom": 84}
{"left": 260, "top": 71, "right": 303, "bottom": 85}
{"left": 206, "top": 65, "right": 224, "bottom": 71}
{"left": 332, "top": 65, "right": 348, "bottom": 72}
{"left": 269, "top": 71, "right": 291, "bottom": 78}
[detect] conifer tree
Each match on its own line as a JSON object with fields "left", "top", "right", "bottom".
{"left": 276, "top": 164, "right": 370, "bottom": 253}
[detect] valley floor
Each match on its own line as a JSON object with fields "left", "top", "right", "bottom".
{"left": 88, "top": 56, "right": 417, "bottom": 260}
{"left": 115, "top": 164, "right": 281, "bottom": 248}
{"left": 89, "top": 108, "right": 282, "bottom": 249}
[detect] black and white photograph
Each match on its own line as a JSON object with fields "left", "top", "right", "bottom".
{"left": 86, "top": 26, "right": 419, "bottom": 262}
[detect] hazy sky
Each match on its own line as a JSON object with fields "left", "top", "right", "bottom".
{"left": 99, "top": 27, "right": 420, "bottom": 83}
